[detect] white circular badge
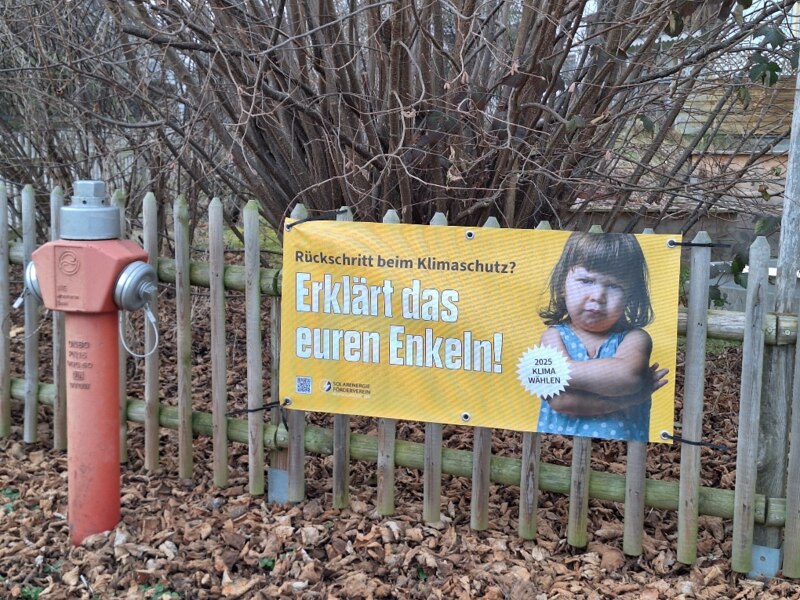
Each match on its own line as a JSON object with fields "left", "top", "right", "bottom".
{"left": 517, "top": 345, "right": 570, "bottom": 399}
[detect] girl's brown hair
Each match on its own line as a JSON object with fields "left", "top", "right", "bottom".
{"left": 539, "top": 232, "right": 654, "bottom": 329}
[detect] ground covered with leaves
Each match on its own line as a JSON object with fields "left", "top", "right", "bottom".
{"left": 3, "top": 275, "right": 800, "bottom": 599}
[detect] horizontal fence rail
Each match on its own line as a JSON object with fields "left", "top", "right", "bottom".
{"left": 4, "top": 379, "right": 787, "bottom": 526}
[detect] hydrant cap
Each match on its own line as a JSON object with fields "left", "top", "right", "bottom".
{"left": 61, "top": 180, "right": 121, "bottom": 240}
{"left": 114, "top": 261, "right": 157, "bottom": 311}
{"left": 24, "top": 261, "right": 42, "bottom": 302}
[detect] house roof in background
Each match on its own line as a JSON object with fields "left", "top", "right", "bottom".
{"left": 677, "top": 77, "right": 794, "bottom": 155}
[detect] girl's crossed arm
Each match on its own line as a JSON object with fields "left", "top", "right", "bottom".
{"left": 540, "top": 327, "right": 667, "bottom": 416}
{"left": 556, "top": 327, "right": 653, "bottom": 397}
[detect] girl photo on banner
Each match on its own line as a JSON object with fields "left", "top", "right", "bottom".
{"left": 535, "top": 232, "right": 669, "bottom": 442}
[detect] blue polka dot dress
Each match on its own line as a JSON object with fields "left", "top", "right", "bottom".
{"left": 536, "top": 323, "right": 650, "bottom": 442}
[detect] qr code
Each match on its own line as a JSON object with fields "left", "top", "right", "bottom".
{"left": 295, "top": 376, "right": 312, "bottom": 394}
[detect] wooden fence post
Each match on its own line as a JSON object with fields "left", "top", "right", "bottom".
{"left": 677, "top": 231, "right": 712, "bottom": 565}
{"left": 519, "top": 430, "right": 541, "bottom": 540}
{"left": 142, "top": 192, "right": 161, "bottom": 472}
{"left": 519, "top": 220, "right": 551, "bottom": 539}
{"left": 471, "top": 216, "right": 500, "bottom": 531}
{"left": 50, "top": 187, "right": 67, "bottom": 451}
{"left": 245, "top": 199, "right": 265, "bottom": 496}
{"left": 22, "top": 184, "right": 39, "bottom": 444}
{"left": 766, "top": 70, "right": 800, "bottom": 546}
{"left": 623, "top": 227, "right": 655, "bottom": 556}
{"left": 377, "top": 209, "right": 400, "bottom": 516}
{"left": 287, "top": 203, "right": 308, "bottom": 504}
{"left": 268, "top": 231, "right": 287, "bottom": 502}
{"left": 12, "top": 186, "right": 22, "bottom": 233}
{"left": 732, "top": 236, "right": 770, "bottom": 572}
{"left": 0, "top": 182, "right": 9, "bottom": 438}
{"left": 209, "top": 198, "right": 228, "bottom": 488}
{"left": 567, "top": 224, "right": 605, "bottom": 548}
{"left": 174, "top": 196, "right": 194, "bottom": 479}
{"left": 757, "top": 293, "right": 794, "bottom": 547}
{"left": 470, "top": 426, "right": 492, "bottom": 527}
{"left": 333, "top": 206, "right": 355, "bottom": 509}
{"left": 776, "top": 39, "right": 800, "bottom": 564}
{"left": 423, "top": 211, "right": 448, "bottom": 524}
{"left": 757, "top": 349, "right": 792, "bottom": 548}
{"left": 784, "top": 289, "right": 800, "bottom": 575}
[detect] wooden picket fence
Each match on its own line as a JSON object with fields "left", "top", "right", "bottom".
{"left": 4, "top": 182, "right": 800, "bottom": 577}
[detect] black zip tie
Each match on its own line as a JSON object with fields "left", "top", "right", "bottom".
{"left": 227, "top": 400, "right": 282, "bottom": 417}
{"left": 285, "top": 208, "right": 350, "bottom": 231}
{"left": 666, "top": 240, "right": 732, "bottom": 249}
{"left": 660, "top": 432, "right": 730, "bottom": 453}
{"left": 226, "top": 400, "right": 291, "bottom": 450}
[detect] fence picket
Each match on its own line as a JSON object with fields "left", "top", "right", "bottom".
{"left": 678, "top": 231, "right": 712, "bottom": 564}
{"left": 287, "top": 203, "right": 308, "bottom": 503}
{"left": 142, "top": 192, "right": 160, "bottom": 472}
{"left": 519, "top": 431, "right": 541, "bottom": 539}
{"left": 759, "top": 168, "right": 800, "bottom": 548}
{"left": 13, "top": 189, "right": 22, "bottom": 233}
{"left": 519, "top": 220, "right": 551, "bottom": 539}
{"left": 209, "top": 198, "right": 228, "bottom": 488}
{"left": 471, "top": 428, "right": 492, "bottom": 530}
{"left": 245, "top": 199, "right": 265, "bottom": 496}
{"left": 377, "top": 209, "right": 400, "bottom": 516}
{"left": 567, "top": 224, "right": 604, "bottom": 548}
{"left": 269, "top": 207, "right": 288, "bottom": 502}
{"left": 0, "top": 183, "right": 9, "bottom": 438}
{"left": 22, "top": 184, "right": 39, "bottom": 444}
{"left": 174, "top": 196, "right": 194, "bottom": 479}
{"left": 269, "top": 294, "right": 288, "bottom": 500}
{"left": 732, "top": 236, "right": 770, "bottom": 572}
{"left": 757, "top": 353, "right": 792, "bottom": 547}
{"left": 623, "top": 226, "right": 654, "bottom": 556}
{"left": 784, "top": 300, "right": 800, "bottom": 575}
{"left": 50, "top": 187, "right": 66, "bottom": 451}
{"left": 471, "top": 216, "right": 501, "bottom": 531}
{"left": 333, "top": 206, "right": 355, "bottom": 509}
{"left": 423, "top": 211, "right": 449, "bottom": 523}
{"left": 112, "top": 190, "right": 128, "bottom": 463}
{"left": 568, "top": 438, "right": 592, "bottom": 547}
{"left": 624, "top": 444, "right": 647, "bottom": 555}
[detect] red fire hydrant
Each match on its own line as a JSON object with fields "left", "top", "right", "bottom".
{"left": 25, "top": 180, "right": 156, "bottom": 545}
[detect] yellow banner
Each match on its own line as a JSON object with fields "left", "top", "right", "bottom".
{"left": 279, "top": 221, "right": 681, "bottom": 443}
